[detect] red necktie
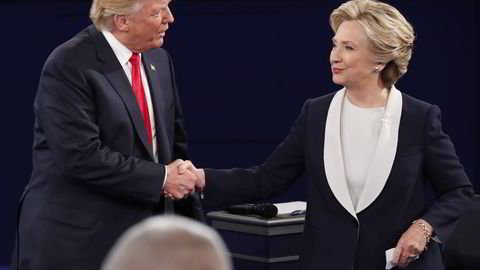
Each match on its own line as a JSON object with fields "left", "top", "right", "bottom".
{"left": 129, "top": 53, "right": 153, "bottom": 145}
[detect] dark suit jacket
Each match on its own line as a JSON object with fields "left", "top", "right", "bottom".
{"left": 203, "top": 91, "right": 473, "bottom": 270}
{"left": 12, "top": 25, "right": 203, "bottom": 270}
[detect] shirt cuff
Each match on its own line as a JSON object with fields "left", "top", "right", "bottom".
{"left": 162, "top": 165, "right": 168, "bottom": 189}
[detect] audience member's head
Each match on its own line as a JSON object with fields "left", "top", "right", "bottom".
{"left": 101, "top": 215, "right": 232, "bottom": 270}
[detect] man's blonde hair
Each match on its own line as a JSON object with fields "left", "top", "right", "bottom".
{"left": 330, "top": 0, "right": 415, "bottom": 89}
{"left": 89, "top": 0, "right": 143, "bottom": 31}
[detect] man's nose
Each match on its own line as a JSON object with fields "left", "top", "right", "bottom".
{"left": 166, "top": 7, "right": 174, "bottom": 23}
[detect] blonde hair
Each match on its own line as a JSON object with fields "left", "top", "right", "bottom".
{"left": 89, "top": 0, "right": 143, "bottom": 31}
{"left": 330, "top": 0, "right": 415, "bottom": 89}
{"left": 101, "top": 216, "right": 232, "bottom": 270}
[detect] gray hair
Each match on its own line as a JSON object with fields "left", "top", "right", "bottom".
{"left": 101, "top": 215, "right": 232, "bottom": 270}
{"left": 330, "top": 0, "right": 415, "bottom": 89}
{"left": 89, "top": 0, "right": 143, "bottom": 31}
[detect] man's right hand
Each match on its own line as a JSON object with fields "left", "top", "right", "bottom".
{"left": 177, "top": 160, "right": 205, "bottom": 192}
{"left": 164, "top": 159, "right": 197, "bottom": 199}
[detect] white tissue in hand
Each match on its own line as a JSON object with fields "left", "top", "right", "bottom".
{"left": 385, "top": 247, "right": 419, "bottom": 269}
{"left": 385, "top": 248, "right": 396, "bottom": 269}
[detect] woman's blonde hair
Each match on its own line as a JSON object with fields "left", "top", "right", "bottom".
{"left": 89, "top": 0, "right": 143, "bottom": 31}
{"left": 330, "top": 0, "right": 415, "bottom": 89}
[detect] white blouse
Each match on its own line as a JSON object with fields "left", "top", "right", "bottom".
{"left": 341, "top": 97, "right": 385, "bottom": 210}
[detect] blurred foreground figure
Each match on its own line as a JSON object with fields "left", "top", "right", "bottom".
{"left": 102, "top": 216, "right": 232, "bottom": 270}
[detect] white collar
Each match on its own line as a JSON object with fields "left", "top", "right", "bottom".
{"left": 102, "top": 30, "right": 139, "bottom": 67}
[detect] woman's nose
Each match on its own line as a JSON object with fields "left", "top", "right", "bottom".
{"left": 330, "top": 49, "right": 341, "bottom": 64}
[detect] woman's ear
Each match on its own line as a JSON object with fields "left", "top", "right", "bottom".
{"left": 376, "top": 61, "right": 387, "bottom": 72}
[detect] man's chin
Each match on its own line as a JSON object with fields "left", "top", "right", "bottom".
{"left": 155, "top": 37, "right": 164, "bottom": 47}
{"left": 143, "top": 39, "right": 164, "bottom": 51}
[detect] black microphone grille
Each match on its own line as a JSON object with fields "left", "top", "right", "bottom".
{"left": 256, "top": 203, "right": 278, "bottom": 218}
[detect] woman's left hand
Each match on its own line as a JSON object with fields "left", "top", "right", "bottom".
{"left": 392, "top": 219, "right": 432, "bottom": 268}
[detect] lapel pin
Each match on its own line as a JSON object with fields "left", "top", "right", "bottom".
{"left": 150, "top": 64, "right": 156, "bottom": 71}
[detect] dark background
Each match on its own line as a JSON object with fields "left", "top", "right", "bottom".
{"left": 0, "top": 0, "right": 478, "bottom": 265}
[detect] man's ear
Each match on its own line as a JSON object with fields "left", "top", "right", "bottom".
{"left": 113, "top": 15, "right": 129, "bottom": 32}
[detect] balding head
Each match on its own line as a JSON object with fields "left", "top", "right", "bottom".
{"left": 101, "top": 216, "right": 232, "bottom": 270}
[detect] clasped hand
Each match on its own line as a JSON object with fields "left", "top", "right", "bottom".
{"left": 163, "top": 159, "right": 205, "bottom": 200}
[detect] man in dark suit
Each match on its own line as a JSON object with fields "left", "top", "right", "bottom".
{"left": 12, "top": 0, "right": 201, "bottom": 269}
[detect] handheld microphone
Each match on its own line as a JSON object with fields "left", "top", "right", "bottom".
{"left": 224, "top": 203, "right": 278, "bottom": 218}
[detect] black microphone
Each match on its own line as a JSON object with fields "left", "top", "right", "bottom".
{"left": 224, "top": 203, "right": 278, "bottom": 218}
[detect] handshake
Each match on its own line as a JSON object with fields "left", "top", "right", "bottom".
{"left": 163, "top": 159, "right": 205, "bottom": 200}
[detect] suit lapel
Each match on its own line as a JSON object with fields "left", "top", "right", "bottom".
{"left": 323, "top": 87, "right": 403, "bottom": 217}
{"left": 356, "top": 86, "right": 402, "bottom": 213}
{"left": 89, "top": 26, "right": 155, "bottom": 161}
{"left": 324, "top": 88, "right": 358, "bottom": 220}
{"left": 142, "top": 52, "right": 171, "bottom": 162}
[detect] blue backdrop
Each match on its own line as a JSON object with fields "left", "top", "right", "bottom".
{"left": 0, "top": 0, "right": 478, "bottom": 265}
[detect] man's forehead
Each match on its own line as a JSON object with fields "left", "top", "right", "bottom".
{"left": 142, "top": 0, "right": 171, "bottom": 5}
{"left": 156, "top": 0, "right": 172, "bottom": 4}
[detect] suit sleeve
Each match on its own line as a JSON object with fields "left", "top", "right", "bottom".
{"left": 202, "top": 99, "right": 311, "bottom": 208}
{"left": 421, "top": 105, "right": 474, "bottom": 243}
{"left": 36, "top": 54, "right": 166, "bottom": 205}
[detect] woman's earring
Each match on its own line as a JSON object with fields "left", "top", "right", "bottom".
{"left": 374, "top": 66, "right": 380, "bottom": 73}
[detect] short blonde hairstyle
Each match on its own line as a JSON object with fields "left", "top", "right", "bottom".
{"left": 101, "top": 216, "right": 232, "bottom": 270}
{"left": 89, "top": 0, "right": 143, "bottom": 31}
{"left": 330, "top": 0, "right": 415, "bottom": 89}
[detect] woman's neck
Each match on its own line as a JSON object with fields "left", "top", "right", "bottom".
{"left": 345, "top": 85, "right": 389, "bottom": 108}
